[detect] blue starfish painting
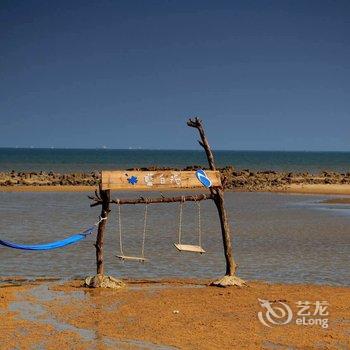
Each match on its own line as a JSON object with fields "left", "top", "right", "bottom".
{"left": 127, "top": 176, "right": 138, "bottom": 185}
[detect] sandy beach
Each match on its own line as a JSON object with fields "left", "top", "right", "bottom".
{"left": 2, "top": 1, "right": 349, "bottom": 349}
{"left": 0, "top": 278, "right": 349, "bottom": 350}
{"left": 280, "top": 184, "right": 350, "bottom": 195}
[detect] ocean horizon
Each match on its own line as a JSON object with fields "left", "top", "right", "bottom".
{"left": 0, "top": 148, "right": 350, "bottom": 173}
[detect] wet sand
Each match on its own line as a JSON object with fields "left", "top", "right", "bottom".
{"left": 281, "top": 184, "right": 350, "bottom": 195}
{"left": 322, "top": 197, "right": 350, "bottom": 204}
{"left": 0, "top": 278, "right": 349, "bottom": 349}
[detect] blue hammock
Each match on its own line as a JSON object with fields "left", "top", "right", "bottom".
{"left": 0, "top": 226, "right": 96, "bottom": 251}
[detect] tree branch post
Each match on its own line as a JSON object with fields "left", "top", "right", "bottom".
{"left": 90, "top": 193, "right": 214, "bottom": 207}
{"left": 85, "top": 186, "right": 125, "bottom": 288}
{"left": 187, "top": 117, "right": 246, "bottom": 287}
{"left": 95, "top": 186, "right": 110, "bottom": 275}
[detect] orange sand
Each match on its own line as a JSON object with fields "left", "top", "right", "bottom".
{"left": 278, "top": 184, "right": 350, "bottom": 195}
{"left": 0, "top": 278, "right": 349, "bottom": 349}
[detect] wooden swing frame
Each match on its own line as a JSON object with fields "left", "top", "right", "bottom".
{"left": 89, "top": 117, "right": 244, "bottom": 287}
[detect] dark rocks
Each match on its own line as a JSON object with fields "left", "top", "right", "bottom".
{"left": 1, "top": 168, "right": 350, "bottom": 191}
{"left": 217, "top": 168, "right": 350, "bottom": 191}
{"left": 0, "top": 171, "right": 101, "bottom": 187}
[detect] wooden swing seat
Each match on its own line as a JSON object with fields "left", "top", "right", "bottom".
{"left": 173, "top": 243, "right": 205, "bottom": 254}
{"left": 116, "top": 255, "right": 148, "bottom": 262}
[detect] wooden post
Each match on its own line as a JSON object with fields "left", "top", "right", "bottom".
{"left": 95, "top": 186, "right": 110, "bottom": 275}
{"left": 90, "top": 193, "right": 214, "bottom": 206}
{"left": 85, "top": 186, "right": 125, "bottom": 288}
{"left": 187, "top": 117, "right": 246, "bottom": 287}
{"left": 213, "top": 192, "right": 235, "bottom": 276}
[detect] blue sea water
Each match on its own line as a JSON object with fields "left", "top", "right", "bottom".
{"left": 0, "top": 148, "right": 350, "bottom": 173}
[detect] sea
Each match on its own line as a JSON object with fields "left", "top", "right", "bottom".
{"left": 1, "top": 148, "right": 350, "bottom": 173}
{"left": 0, "top": 148, "right": 350, "bottom": 286}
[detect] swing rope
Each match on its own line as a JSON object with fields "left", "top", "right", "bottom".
{"left": 177, "top": 195, "right": 202, "bottom": 247}
{"left": 196, "top": 199, "right": 202, "bottom": 247}
{"left": 141, "top": 201, "right": 148, "bottom": 258}
{"left": 117, "top": 199, "right": 124, "bottom": 256}
{"left": 117, "top": 199, "right": 148, "bottom": 260}
{"left": 177, "top": 196, "right": 185, "bottom": 245}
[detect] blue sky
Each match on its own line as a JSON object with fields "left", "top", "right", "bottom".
{"left": 0, "top": 0, "right": 349, "bottom": 150}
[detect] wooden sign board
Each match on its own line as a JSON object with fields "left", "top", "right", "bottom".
{"left": 101, "top": 170, "right": 221, "bottom": 191}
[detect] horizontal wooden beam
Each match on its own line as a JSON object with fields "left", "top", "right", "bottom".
{"left": 101, "top": 170, "right": 221, "bottom": 191}
{"left": 90, "top": 193, "right": 214, "bottom": 206}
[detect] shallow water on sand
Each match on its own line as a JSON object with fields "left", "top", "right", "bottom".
{"left": 9, "top": 283, "right": 177, "bottom": 350}
{"left": 0, "top": 191, "right": 349, "bottom": 286}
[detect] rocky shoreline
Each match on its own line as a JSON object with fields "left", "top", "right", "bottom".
{"left": 1, "top": 167, "right": 350, "bottom": 191}
{"left": 219, "top": 166, "right": 350, "bottom": 191}
{"left": 0, "top": 170, "right": 100, "bottom": 187}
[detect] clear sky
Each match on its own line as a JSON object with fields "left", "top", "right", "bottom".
{"left": 0, "top": 0, "right": 349, "bottom": 150}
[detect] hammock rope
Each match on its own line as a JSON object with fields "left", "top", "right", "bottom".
{"left": 0, "top": 216, "right": 106, "bottom": 251}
